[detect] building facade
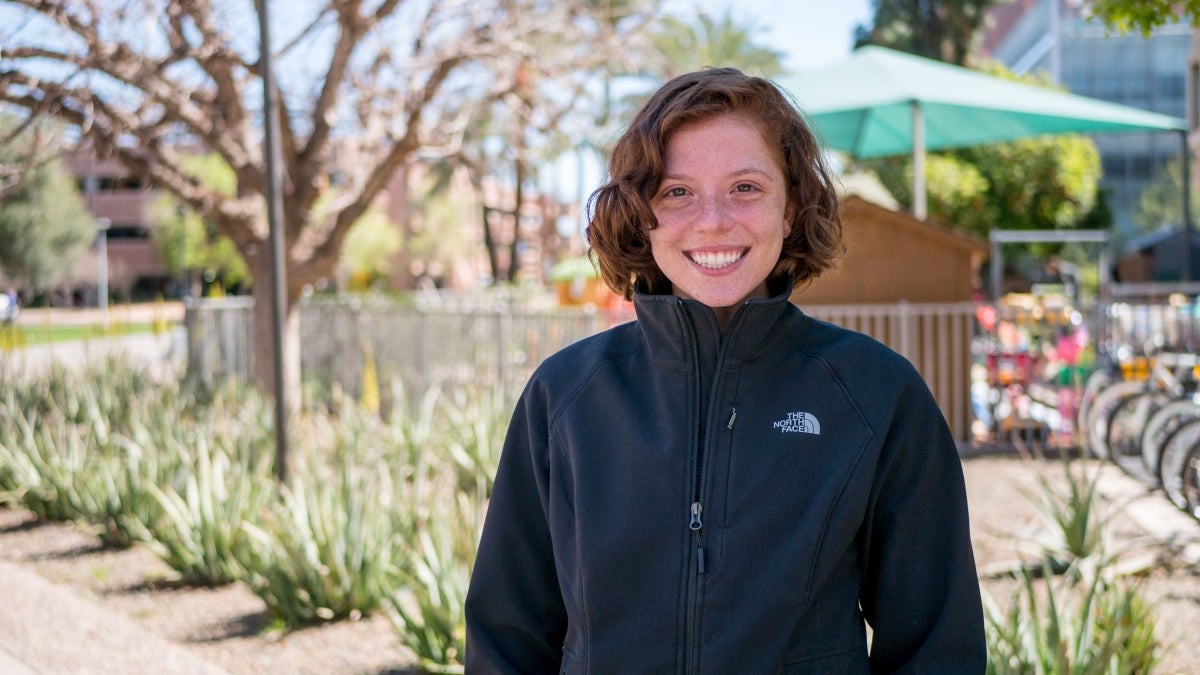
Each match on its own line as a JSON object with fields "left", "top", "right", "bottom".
{"left": 63, "top": 151, "right": 170, "bottom": 302}
{"left": 982, "top": 0, "right": 1191, "bottom": 234}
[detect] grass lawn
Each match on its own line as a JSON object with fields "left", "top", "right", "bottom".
{"left": 1, "top": 322, "right": 170, "bottom": 348}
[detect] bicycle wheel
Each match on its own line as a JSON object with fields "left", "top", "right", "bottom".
{"left": 1160, "top": 417, "right": 1200, "bottom": 512}
{"left": 1106, "top": 390, "right": 1172, "bottom": 482}
{"left": 1140, "top": 399, "right": 1200, "bottom": 480}
{"left": 1076, "top": 369, "right": 1113, "bottom": 452}
{"left": 1084, "top": 380, "right": 1146, "bottom": 461}
{"left": 1182, "top": 442, "right": 1200, "bottom": 520}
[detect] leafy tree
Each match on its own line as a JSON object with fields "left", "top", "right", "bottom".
{"left": 854, "top": 0, "right": 1000, "bottom": 66}
{"left": 0, "top": 0, "right": 663, "bottom": 398}
{"left": 399, "top": 172, "right": 479, "bottom": 289}
{"left": 864, "top": 65, "right": 1104, "bottom": 238}
{"left": 0, "top": 119, "right": 94, "bottom": 291}
{"left": 338, "top": 205, "right": 402, "bottom": 292}
{"left": 650, "top": 8, "right": 785, "bottom": 79}
{"left": 1133, "top": 158, "right": 1200, "bottom": 234}
{"left": 1086, "top": 0, "right": 1200, "bottom": 35}
{"left": 149, "top": 154, "right": 249, "bottom": 296}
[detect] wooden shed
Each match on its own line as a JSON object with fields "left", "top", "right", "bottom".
{"left": 794, "top": 195, "right": 987, "bottom": 305}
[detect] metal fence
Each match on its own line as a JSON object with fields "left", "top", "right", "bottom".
{"left": 184, "top": 296, "right": 633, "bottom": 400}
{"left": 185, "top": 296, "right": 978, "bottom": 442}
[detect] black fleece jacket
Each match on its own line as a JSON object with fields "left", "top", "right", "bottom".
{"left": 464, "top": 283, "right": 986, "bottom": 674}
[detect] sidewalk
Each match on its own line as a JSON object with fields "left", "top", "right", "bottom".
{"left": 0, "top": 559, "right": 228, "bottom": 674}
{"left": 1, "top": 329, "right": 185, "bottom": 380}
{"left": 12, "top": 301, "right": 186, "bottom": 327}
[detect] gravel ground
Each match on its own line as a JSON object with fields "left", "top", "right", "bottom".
{"left": 2, "top": 451, "right": 1199, "bottom": 673}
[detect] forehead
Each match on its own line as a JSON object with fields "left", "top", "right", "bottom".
{"left": 664, "top": 113, "right": 785, "bottom": 170}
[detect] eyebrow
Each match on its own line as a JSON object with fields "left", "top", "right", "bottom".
{"left": 661, "top": 166, "right": 778, "bottom": 182}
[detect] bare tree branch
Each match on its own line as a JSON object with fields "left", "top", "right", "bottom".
{"left": 1, "top": 0, "right": 670, "bottom": 393}
{"left": 296, "top": 0, "right": 369, "bottom": 211}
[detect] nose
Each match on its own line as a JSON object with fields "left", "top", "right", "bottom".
{"left": 695, "top": 193, "right": 732, "bottom": 232}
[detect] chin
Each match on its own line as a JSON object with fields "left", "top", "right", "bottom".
{"left": 691, "top": 294, "right": 745, "bottom": 309}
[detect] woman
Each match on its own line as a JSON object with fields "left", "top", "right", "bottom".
{"left": 465, "top": 68, "right": 985, "bottom": 674}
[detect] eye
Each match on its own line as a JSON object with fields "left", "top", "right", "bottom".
{"left": 663, "top": 186, "right": 688, "bottom": 198}
{"left": 734, "top": 183, "right": 758, "bottom": 193}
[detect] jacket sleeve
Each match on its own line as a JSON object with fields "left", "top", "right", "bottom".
{"left": 858, "top": 374, "right": 987, "bottom": 674}
{"left": 464, "top": 380, "right": 566, "bottom": 673}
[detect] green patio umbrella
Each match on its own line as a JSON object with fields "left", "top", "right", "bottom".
{"left": 782, "top": 46, "right": 1187, "bottom": 220}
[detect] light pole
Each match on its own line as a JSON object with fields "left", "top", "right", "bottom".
{"left": 258, "top": 0, "right": 290, "bottom": 482}
{"left": 96, "top": 217, "right": 111, "bottom": 328}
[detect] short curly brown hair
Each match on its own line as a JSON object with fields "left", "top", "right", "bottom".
{"left": 586, "top": 67, "right": 844, "bottom": 300}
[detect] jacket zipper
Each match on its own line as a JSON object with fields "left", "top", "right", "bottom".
{"left": 682, "top": 301, "right": 735, "bottom": 675}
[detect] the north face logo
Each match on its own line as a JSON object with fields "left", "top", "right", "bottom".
{"left": 773, "top": 412, "right": 821, "bottom": 435}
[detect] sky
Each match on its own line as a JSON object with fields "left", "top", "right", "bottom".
{"left": 721, "top": 0, "right": 876, "bottom": 74}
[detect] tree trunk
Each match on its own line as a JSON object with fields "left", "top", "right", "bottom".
{"left": 508, "top": 158, "right": 525, "bottom": 283}
{"left": 247, "top": 248, "right": 302, "bottom": 414}
{"left": 482, "top": 204, "right": 501, "bottom": 283}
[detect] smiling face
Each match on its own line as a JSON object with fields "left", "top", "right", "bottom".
{"left": 647, "top": 113, "right": 792, "bottom": 326}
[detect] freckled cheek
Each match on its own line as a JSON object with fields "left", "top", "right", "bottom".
{"left": 649, "top": 208, "right": 696, "bottom": 231}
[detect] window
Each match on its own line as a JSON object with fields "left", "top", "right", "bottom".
{"left": 1101, "top": 155, "right": 1125, "bottom": 179}
{"left": 1130, "top": 155, "right": 1154, "bottom": 180}
{"left": 97, "top": 176, "right": 147, "bottom": 190}
{"left": 78, "top": 175, "right": 148, "bottom": 192}
{"left": 106, "top": 226, "right": 150, "bottom": 240}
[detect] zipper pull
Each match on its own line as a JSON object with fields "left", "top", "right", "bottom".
{"left": 727, "top": 407, "right": 737, "bottom": 430}
{"left": 689, "top": 501, "right": 703, "bottom": 531}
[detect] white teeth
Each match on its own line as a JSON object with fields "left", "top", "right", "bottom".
{"left": 689, "top": 250, "right": 743, "bottom": 269}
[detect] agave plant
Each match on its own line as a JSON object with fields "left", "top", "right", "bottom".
{"left": 0, "top": 405, "right": 90, "bottom": 522}
{"left": 988, "top": 454, "right": 1164, "bottom": 673}
{"left": 238, "top": 456, "right": 405, "bottom": 626}
{"left": 437, "top": 383, "right": 510, "bottom": 495}
{"left": 1015, "top": 458, "right": 1124, "bottom": 572}
{"left": 138, "top": 432, "right": 274, "bottom": 585}
{"left": 985, "top": 557, "right": 1160, "bottom": 674}
{"left": 52, "top": 391, "right": 176, "bottom": 548}
{"left": 385, "top": 465, "right": 485, "bottom": 674}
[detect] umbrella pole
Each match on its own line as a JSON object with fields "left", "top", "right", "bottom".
{"left": 912, "top": 101, "right": 926, "bottom": 220}
{"left": 1182, "top": 130, "right": 1192, "bottom": 282}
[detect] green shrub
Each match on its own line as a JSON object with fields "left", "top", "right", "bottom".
{"left": 60, "top": 434, "right": 153, "bottom": 549}
{"left": 79, "top": 409, "right": 196, "bottom": 548}
{"left": 0, "top": 359, "right": 210, "bottom": 548}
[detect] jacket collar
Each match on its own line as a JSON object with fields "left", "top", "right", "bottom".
{"left": 633, "top": 276, "right": 795, "bottom": 370}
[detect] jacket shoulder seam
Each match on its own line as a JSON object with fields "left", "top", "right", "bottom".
{"left": 544, "top": 338, "right": 644, "bottom": 441}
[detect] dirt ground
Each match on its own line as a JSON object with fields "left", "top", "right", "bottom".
{"left": 2, "top": 451, "right": 1199, "bottom": 673}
